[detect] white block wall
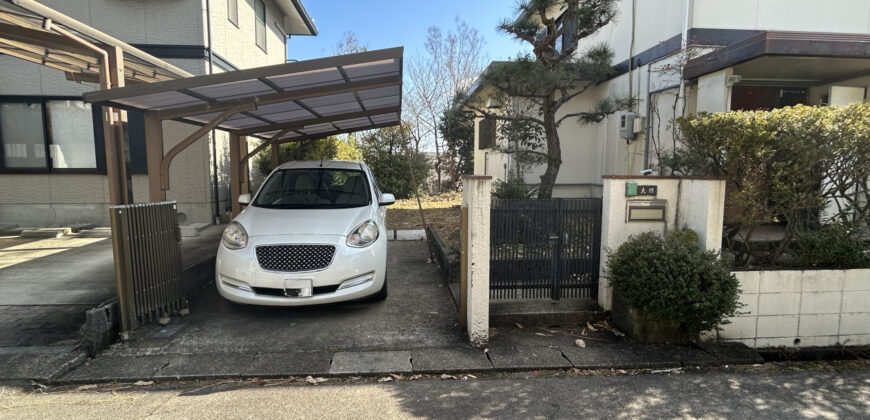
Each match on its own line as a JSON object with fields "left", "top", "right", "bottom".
{"left": 717, "top": 269, "right": 870, "bottom": 348}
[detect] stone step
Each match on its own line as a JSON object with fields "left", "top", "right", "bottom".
{"left": 19, "top": 227, "right": 72, "bottom": 238}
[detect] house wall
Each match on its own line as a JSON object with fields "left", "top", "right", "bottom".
{"left": 692, "top": 0, "right": 870, "bottom": 35}
{"left": 209, "top": 0, "right": 289, "bottom": 68}
{"left": 0, "top": 0, "right": 291, "bottom": 227}
{"left": 719, "top": 270, "right": 870, "bottom": 348}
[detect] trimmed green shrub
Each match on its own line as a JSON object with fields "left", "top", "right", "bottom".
{"left": 607, "top": 229, "right": 742, "bottom": 337}
{"left": 666, "top": 104, "right": 870, "bottom": 268}
{"left": 492, "top": 178, "right": 538, "bottom": 199}
{"left": 792, "top": 224, "right": 870, "bottom": 269}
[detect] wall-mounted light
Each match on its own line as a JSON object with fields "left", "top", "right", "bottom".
{"left": 725, "top": 74, "right": 742, "bottom": 87}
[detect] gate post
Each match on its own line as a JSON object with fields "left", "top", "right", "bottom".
{"left": 462, "top": 175, "right": 492, "bottom": 347}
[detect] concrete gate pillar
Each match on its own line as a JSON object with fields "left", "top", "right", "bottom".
{"left": 597, "top": 176, "right": 727, "bottom": 310}
{"left": 462, "top": 175, "right": 492, "bottom": 347}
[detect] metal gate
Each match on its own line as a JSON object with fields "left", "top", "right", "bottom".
{"left": 109, "top": 201, "right": 185, "bottom": 331}
{"left": 490, "top": 198, "right": 602, "bottom": 300}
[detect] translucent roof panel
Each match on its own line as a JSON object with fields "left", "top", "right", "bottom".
{"left": 83, "top": 47, "right": 403, "bottom": 140}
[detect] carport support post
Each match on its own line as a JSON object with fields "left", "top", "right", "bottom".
{"left": 143, "top": 112, "right": 165, "bottom": 202}
{"left": 462, "top": 175, "right": 492, "bottom": 348}
{"left": 230, "top": 133, "right": 247, "bottom": 217}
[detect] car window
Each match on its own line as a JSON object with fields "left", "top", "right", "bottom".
{"left": 253, "top": 168, "right": 371, "bottom": 209}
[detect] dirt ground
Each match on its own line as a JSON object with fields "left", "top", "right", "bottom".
{"left": 386, "top": 192, "right": 461, "bottom": 253}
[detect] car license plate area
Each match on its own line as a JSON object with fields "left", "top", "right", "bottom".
{"left": 283, "top": 278, "right": 313, "bottom": 298}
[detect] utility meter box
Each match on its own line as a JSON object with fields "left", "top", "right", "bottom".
{"left": 619, "top": 112, "right": 636, "bottom": 140}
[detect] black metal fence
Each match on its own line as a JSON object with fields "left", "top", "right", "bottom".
{"left": 490, "top": 198, "right": 602, "bottom": 300}
{"left": 109, "top": 201, "right": 185, "bottom": 331}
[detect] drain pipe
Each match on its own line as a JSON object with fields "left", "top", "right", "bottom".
{"left": 205, "top": 0, "right": 222, "bottom": 224}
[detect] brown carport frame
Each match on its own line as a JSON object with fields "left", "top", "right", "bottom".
{"left": 83, "top": 47, "right": 404, "bottom": 216}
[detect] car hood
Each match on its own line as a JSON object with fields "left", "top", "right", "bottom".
{"left": 235, "top": 205, "right": 374, "bottom": 237}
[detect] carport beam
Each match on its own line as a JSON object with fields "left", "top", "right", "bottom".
{"left": 159, "top": 104, "right": 254, "bottom": 191}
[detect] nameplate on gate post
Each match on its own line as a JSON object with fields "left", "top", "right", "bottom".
{"left": 625, "top": 181, "right": 657, "bottom": 197}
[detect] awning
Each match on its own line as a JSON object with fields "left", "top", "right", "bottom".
{"left": 684, "top": 31, "right": 870, "bottom": 81}
{"left": 0, "top": 0, "right": 192, "bottom": 84}
{"left": 83, "top": 47, "right": 404, "bottom": 142}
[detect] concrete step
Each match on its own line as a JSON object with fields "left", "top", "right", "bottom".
{"left": 19, "top": 227, "right": 72, "bottom": 238}
{"left": 489, "top": 298, "right": 607, "bottom": 328}
{"left": 77, "top": 227, "right": 113, "bottom": 238}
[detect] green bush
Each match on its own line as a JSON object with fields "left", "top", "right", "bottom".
{"left": 607, "top": 229, "right": 742, "bottom": 336}
{"left": 667, "top": 104, "right": 870, "bottom": 267}
{"left": 791, "top": 224, "right": 870, "bottom": 269}
{"left": 491, "top": 178, "right": 538, "bottom": 199}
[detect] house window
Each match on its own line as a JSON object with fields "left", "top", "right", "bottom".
{"left": 0, "top": 98, "right": 97, "bottom": 172}
{"left": 46, "top": 100, "right": 97, "bottom": 169}
{"left": 227, "top": 0, "right": 238, "bottom": 27}
{"left": 478, "top": 117, "right": 496, "bottom": 150}
{"left": 255, "top": 0, "right": 266, "bottom": 52}
{"left": 0, "top": 102, "right": 46, "bottom": 169}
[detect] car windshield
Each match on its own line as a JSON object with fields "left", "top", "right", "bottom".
{"left": 252, "top": 168, "right": 371, "bottom": 209}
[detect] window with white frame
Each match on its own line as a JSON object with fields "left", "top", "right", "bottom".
{"left": 0, "top": 99, "right": 97, "bottom": 172}
{"left": 227, "top": 0, "right": 238, "bottom": 26}
{"left": 255, "top": 0, "right": 266, "bottom": 51}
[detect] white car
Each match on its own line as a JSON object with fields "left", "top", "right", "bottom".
{"left": 216, "top": 160, "right": 395, "bottom": 306}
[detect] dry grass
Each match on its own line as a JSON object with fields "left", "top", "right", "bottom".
{"left": 386, "top": 192, "right": 461, "bottom": 252}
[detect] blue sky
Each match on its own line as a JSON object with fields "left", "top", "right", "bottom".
{"left": 287, "top": 0, "right": 532, "bottom": 63}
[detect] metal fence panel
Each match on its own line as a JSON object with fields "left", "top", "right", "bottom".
{"left": 109, "top": 201, "right": 184, "bottom": 331}
{"left": 490, "top": 198, "right": 602, "bottom": 300}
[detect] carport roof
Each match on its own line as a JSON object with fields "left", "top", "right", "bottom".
{"left": 83, "top": 47, "right": 404, "bottom": 141}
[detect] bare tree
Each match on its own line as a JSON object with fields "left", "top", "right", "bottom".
{"left": 404, "top": 18, "right": 487, "bottom": 192}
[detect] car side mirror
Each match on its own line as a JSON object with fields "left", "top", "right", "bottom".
{"left": 238, "top": 193, "right": 251, "bottom": 206}
{"left": 379, "top": 193, "right": 395, "bottom": 206}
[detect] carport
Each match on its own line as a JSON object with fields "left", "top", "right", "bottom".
{"left": 83, "top": 47, "right": 404, "bottom": 216}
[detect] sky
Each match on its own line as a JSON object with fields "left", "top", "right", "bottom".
{"left": 287, "top": 0, "right": 532, "bottom": 63}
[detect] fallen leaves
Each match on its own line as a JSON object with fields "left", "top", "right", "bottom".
{"left": 305, "top": 376, "right": 327, "bottom": 385}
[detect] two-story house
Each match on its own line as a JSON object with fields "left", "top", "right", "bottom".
{"left": 0, "top": 0, "right": 316, "bottom": 227}
{"left": 472, "top": 0, "right": 870, "bottom": 198}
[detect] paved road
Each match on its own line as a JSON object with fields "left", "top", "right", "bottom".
{"left": 2, "top": 366, "right": 868, "bottom": 419}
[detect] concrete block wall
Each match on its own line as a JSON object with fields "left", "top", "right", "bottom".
{"left": 717, "top": 269, "right": 870, "bottom": 348}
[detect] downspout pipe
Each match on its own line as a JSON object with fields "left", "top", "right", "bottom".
{"left": 205, "top": 0, "right": 221, "bottom": 224}
{"left": 10, "top": 0, "right": 192, "bottom": 78}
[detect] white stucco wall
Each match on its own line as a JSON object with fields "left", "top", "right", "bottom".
{"left": 598, "top": 176, "right": 726, "bottom": 309}
{"left": 696, "top": 68, "right": 733, "bottom": 113}
{"left": 718, "top": 269, "right": 870, "bottom": 348}
{"left": 692, "top": 0, "right": 870, "bottom": 35}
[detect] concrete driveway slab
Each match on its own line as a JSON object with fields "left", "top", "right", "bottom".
{"left": 411, "top": 348, "right": 493, "bottom": 373}
{"left": 329, "top": 350, "right": 412, "bottom": 375}
{"left": 244, "top": 351, "right": 334, "bottom": 377}
{"left": 154, "top": 353, "right": 257, "bottom": 380}
{"left": 487, "top": 347, "right": 572, "bottom": 370}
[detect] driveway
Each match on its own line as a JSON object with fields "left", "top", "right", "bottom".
{"left": 103, "top": 240, "right": 465, "bottom": 356}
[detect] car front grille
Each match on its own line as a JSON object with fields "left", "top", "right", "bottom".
{"left": 255, "top": 244, "right": 336, "bottom": 272}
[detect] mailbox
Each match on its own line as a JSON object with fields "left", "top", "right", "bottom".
{"left": 626, "top": 199, "right": 667, "bottom": 222}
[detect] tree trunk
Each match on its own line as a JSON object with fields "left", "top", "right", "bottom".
{"left": 538, "top": 98, "right": 561, "bottom": 199}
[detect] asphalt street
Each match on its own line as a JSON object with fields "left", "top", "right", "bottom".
{"left": 2, "top": 364, "right": 868, "bottom": 419}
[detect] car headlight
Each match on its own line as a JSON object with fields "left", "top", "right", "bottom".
{"left": 347, "top": 220, "right": 379, "bottom": 248}
{"left": 222, "top": 221, "right": 248, "bottom": 250}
